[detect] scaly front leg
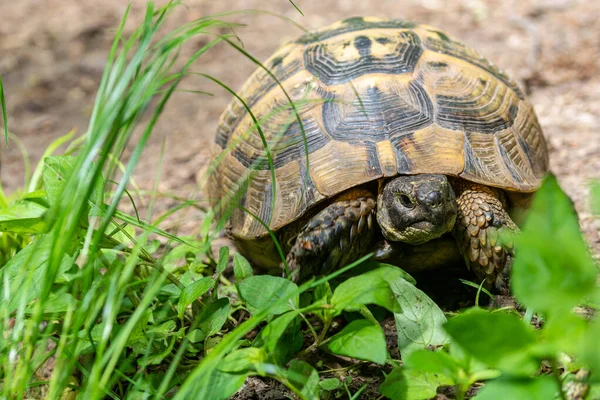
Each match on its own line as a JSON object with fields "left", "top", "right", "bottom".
{"left": 450, "top": 179, "right": 518, "bottom": 293}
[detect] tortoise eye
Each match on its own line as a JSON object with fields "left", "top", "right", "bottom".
{"left": 397, "top": 193, "right": 415, "bottom": 209}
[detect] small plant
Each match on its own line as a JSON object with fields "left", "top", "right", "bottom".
{"left": 0, "top": 2, "right": 598, "bottom": 400}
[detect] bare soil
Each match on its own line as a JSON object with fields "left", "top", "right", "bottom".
{"left": 1, "top": 2, "right": 599, "bottom": 397}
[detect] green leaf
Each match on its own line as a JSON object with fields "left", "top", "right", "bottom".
{"left": 186, "top": 329, "right": 206, "bottom": 343}
{"left": 147, "top": 320, "right": 177, "bottom": 340}
{"left": 330, "top": 269, "right": 402, "bottom": 315}
{"left": 233, "top": 252, "right": 253, "bottom": 282}
{"left": 42, "top": 156, "right": 104, "bottom": 216}
{"left": 512, "top": 175, "right": 597, "bottom": 316}
{"left": 360, "top": 262, "right": 417, "bottom": 285}
{"left": 379, "top": 367, "right": 452, "bottom": 400}
{"left": 0, "top": 238, "right": 77, "bottom": 314}
{"left": 216, "top": 246, "right": 229, "bottom": 276}
{"left": 0, "top": 199, "right": 48, "bottom": 233}
{"left": 258, "top": 310, "right": 301, "bottom": 353}
{"left": 405, "top": 350, "right": 460, "bottom": 383}
{"left": 129, "top": 309, "right": 154, "bottom": 346}
{"left": 143, "top": 334, "right": 179, "bottom": 366}
{"left": 387, "top": 274, "right": 449, "bottom": 357}
{"left": 202, "top": 369, "right": 248, "bottom": 400}
{"left": 219, "top": 347, "right": 267, "bottom": 374}
{"left": 581, "top": 316, "right": 600, "bottom": 375}
{"left": 328, "top": 319, "right": 387, "bottom": 364}
{"left": 25, "top": 292, "right": 78, "bottom": 315}
{"left": 537, "top": 313, "right": 588, "bottom": 356}
{"left": 177, "top": 276, "right": 213, "bottom": 319}
{"left": 474, "top": 376, "right": 558, "bottom": 399}
{"left": 287, "top": 360, "right": 319, "bottom": 399}
{"left": 319, "top": 378, "right": 342, "bottom": 391}
{"left": 199, "top": 297, "right": 231, "bottom": 337}
{"left": 443, "top": 308, "right": 537, "bottom": 374}
{"left": 238, "top": 275, "right": 299, "bottom": 316}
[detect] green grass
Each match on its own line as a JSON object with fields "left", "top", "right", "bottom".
{"left": 0, "top": 2, "right": 599, "bottom": 400}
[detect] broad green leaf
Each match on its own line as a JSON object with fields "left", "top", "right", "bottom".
{"left": 258, "top": 310, "right": 300, "bottom": 353}
{"left": 199, "top": 297, "right": 230, "bottom": 337}
{"left": 536, "top": 313, "right": 588, "bottom": 356}
{"left": 202, "top": 369, "right": 248, "bottom": 400}
{"left": 25, "top": 292, "right": 78, "bottom": 315}
{"left": 330, "top": 269, "right": 402, "bottom": 315}
{"left": 0, "top": 199, "right": 48, "bottom": 233}
{"left": 142, "top": 334, "right": 179, "bottom": 366}
{"left": 147, "top": 320, "right": 177, "bottom": 340}
{"left": 186, "top": 329, "right": 205, "bottom": 343}
{"left": 582, "top": 317, "right": 600, "bottom": 375}
{"left": 238, "top": 275, "right": 298, "bottom": 316}
{"left": 360, "top": 262, "right": 417, "bottom": 285}
{"left": 379, "top": 366, "right": 452, "bottom": 400}
{"left": 42, "top": 156, "right": 104, "bottom": 216}
{"left": 444, "top": 308, "right": 537, "bottom": 374}
{"left": 319, "top": 378, "right": 341, "bottom": 391}
{"left": 474, "top": 376, "right": 558, "bottom": 400}
{"left": 216, "top": 246, "right": 229, "bottom": 276}
{"left": 287, "top": 360, "right": 319, "bottom": 399}
{"left": 387, "top": 275, "right": 449, "bottom": 357}
{"left": 219, "top": 347, "right": 267, "bottom": 373}
{"left": 177, "top": 276, "right": 213, "bottom": 319}
{"left": 0, "top": 238, "right": 77, "bottom": 314}
{"left": 75, "top": 324, "right": 109, "bottom": 355}
{"left": 405, "top": 350, "right": 460, "bottom": 383}
{"left": 512, "top": 175, "right": 597, "bottom": 316}
{"left": 129, "top": 309, "right": 154, "bottom": 346}
{"left": 43, "top": 156, "right": 75, "bottom": 207}
{"left": 328, "top": 319, "right": 387, "bottom": 364}
{"left": 233, "top": 252, "right": 253, "bottom": 282}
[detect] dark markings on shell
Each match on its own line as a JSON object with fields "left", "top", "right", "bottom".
{"left": 424, "top": 36, "right": 526, "bottom": 100}
{"left": 365, "top": 143, "right": 384, "bottom": 176}
{"left": 463, "top": 132, "right": 489, "bottom": 177}
{"left": 304, "top": 31, "right": 423, "bottom": 85}
{"left": 271, "top": 56, "right": 284, "bottom": 68}
{"left": 296, "top": 18, "right": 417, "bottom": 44}
{"left": 322, "top": 82, "right": 433, "bottom": 143}
{"left": 435, "top": 79, "right": 519, "bottom": 134}
{"left": 428, "top": 61, "right": 449, "bottom": 69}
{"left": 231, "top": 117, "right": 328, "bottom": 170}
{"left": 215, "top": 58, "right": 304, "bottom": 149}
{"left": 389, "top": 133, "right": 415, "bottom": 172}
{"left": 495, "top": 135, "right": 523, "bottom": 182}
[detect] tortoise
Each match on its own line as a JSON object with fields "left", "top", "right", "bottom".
{"left": 208, "top": 17, "right": 548, "bottom": 291}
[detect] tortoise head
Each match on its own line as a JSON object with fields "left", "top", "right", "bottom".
{"left": 377, "top": 174, "right": 457, "bottom": 244}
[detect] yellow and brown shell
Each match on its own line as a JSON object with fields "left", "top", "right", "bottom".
{"left": 209, "top": 17, "right": 549, "bottom": 240}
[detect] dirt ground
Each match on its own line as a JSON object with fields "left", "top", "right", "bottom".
{"left": 1, "top": 0, "right": 599, "bottom": 257}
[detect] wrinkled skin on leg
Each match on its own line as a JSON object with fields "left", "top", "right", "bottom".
{"left": 284, "top": 189, "right": 377, "bottom": 283}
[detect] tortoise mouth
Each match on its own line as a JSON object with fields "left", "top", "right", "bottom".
{"left": 411, "top": 221, "right": 434, "bottom": 231}
{"left": 381, "top": 223, "right": 443, "bottom": 245}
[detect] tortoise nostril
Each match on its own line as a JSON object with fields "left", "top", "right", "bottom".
{"left": 425, "top": 190, "right": 444, "bottom": 207}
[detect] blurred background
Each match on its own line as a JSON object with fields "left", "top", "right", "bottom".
{"left": 0, "top": 0, "right": 598, "bottom": 253}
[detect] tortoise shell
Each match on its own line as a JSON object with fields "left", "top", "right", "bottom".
{"left": 209, "top": 17, "right": 549, "bottom": 239}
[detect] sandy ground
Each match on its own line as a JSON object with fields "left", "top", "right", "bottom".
{"left": 1, "top": 0, "right": 599, "bottom": 256}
